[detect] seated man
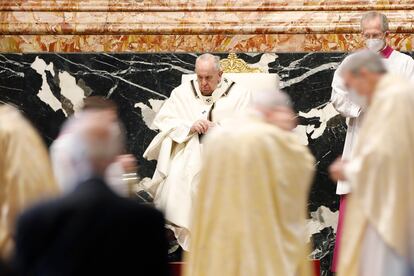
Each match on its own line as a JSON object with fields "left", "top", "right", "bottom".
{"left": 13, "top": 110, "right": 169, "bottom": 276}
{"left": 329, "top": 50, "right": 414, "bottom": 276}
{"left": 144, "top": 53, "right": 252, "bottom": 250}
{"left": 184, "top": 90, "right": 315, "bottom": 276}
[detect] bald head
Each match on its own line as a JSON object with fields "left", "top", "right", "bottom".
{"left": 195, "top": 54, "right": 223, "bottom": 96}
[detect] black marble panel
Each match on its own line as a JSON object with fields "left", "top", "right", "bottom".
{"left": 2, "top": 52, "right": 384, "bottom": 275}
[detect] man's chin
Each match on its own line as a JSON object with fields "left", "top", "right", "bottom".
{"left": 201, "top": 90, "right": 213, "bottom": 96}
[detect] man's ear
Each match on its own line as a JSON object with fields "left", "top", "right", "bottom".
{"left": 218, "top": 70, "right": 223, "bottom": 77}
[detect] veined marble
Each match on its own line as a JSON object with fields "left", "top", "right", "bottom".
{"left": 2, "top": 10, "right": 414, "bottom": 35}
{"left": 1, "top": 33, "right": 414, "bottom": 53}
{"left": 2, "top": 1, "right": 413, "bottom": 54}
{"left": 3, "top": 0, "right": 414, "bottom": 11}
{"left": 0, "top": 52, "right": 373, "bottom": 275}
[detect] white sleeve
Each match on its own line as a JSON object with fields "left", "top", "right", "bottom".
{"left": 152, "top": 88, "right": 193, "bottom": 144}
{"left": 404, "top": 56, "right": 414, "bottom": 81}
{"left": 331, "top": 58, "right": 361, "bottom": 118}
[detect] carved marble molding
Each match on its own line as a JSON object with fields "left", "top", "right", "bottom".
{"left": 1, "top": 0, "right": 414, "bottom": 52}
{"left": 1, "top": 10, "right": 414, "bottom": 35}
{"left": 3, "top": 0, "right": 414, "bottom": 11}
{"left": 1, "top": 33, "right": 414, "bottom": 53}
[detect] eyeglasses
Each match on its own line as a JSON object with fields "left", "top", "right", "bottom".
{"left": 362, "top": 33, "right": 385, "bottom": 40}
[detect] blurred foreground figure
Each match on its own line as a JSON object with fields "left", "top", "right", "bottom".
{"left": 50, "top": 96, "right": 137, "bottom": 197}
{"left": 185, "top": 90, "right": 315, "bottom": 276}
{"left": 330, "top": 12, "right": 414, "bottom": 272}
{"left": 329, "top": 50, "right": 414, "bottom": 276}
{"left": 144, "top": 54, "right": 252, "bottom": 250}
{"left": 0, "top": 106, "right": 58, "bottom": 259}
{"left": 14, "top": 111, "right": 169, "bottom": 276}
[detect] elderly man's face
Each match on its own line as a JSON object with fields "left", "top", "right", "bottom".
{"left": 195, "top": 60, "right": 222, "bottom": 96}
{"left": 362, "top": 17, "right": 385, "bottom": 39}
{"left": 361, "top": 17, "right": 387, "bottom": 52}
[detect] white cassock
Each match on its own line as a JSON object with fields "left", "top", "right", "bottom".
{"left": 331, "top": 46, "right": 414, "bottom": 194}
{"left": 144, "top": 77, "right": 252, "bottom": 250}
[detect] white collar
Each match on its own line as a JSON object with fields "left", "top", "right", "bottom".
{"left": 193, "top": 78, "right": 233, "bottom": 104}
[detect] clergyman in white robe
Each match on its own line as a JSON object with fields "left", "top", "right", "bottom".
{"left": 331, "top": 46, "right": 414, "bottom": 195}
{"left": 144, "top": 77, "right": 252, "bottom": 250}
{"left": 330, "top": 46, "right": 414, "bottom": 271}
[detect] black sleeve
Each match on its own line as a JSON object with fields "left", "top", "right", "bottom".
{"left": 13, "top": 205, "right": 54, "bottom": 276}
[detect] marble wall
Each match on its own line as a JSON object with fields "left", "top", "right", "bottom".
{"left": 2, "top": 1, "right": 414, "bottom": 276}
{"left": 0, "top": 51, "right": 345, "bottom": 273}
{"left": 2, "top": 1, "right": 414, "bottom": 53}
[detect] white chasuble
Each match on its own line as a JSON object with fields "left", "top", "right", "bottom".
{"left": 331, "top": 47, "right": 414, "bottom": 195}
{"left": 143, "top": 77, "right": 252, "bottom": 250}
{"left": 185, "top": 113, "right": 315, "bottom": 276}
{"left": 338, "top": 74, "right": 414, "bottom": 276}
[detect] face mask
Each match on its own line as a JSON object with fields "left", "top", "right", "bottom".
{"left": 349, "top": 89, "right": 368, "bottom": 110}
{"left": 365, "top": 38, "right": 385, "bottom": 52}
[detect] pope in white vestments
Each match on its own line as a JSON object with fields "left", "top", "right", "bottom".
{"left": 143, "top": 54, "right": 252, "bottom": 250}
{"left": 330, "top": 12, "right": 414, "bottom": 271}
{"left": 330, "top": 50, "right": 414, "bottom": 276}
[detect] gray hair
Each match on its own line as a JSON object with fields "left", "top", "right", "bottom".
{"left": 252, "top": 89, "right": 292, "bottom": 109}
{"left": 361, "top": 11, "right": 389, "bottom": 32}
{"left": 342, "top": 50, "right": 387, "bottom": 76}
{"left": 195, "top": 53, "right": 221, "bottom": 71}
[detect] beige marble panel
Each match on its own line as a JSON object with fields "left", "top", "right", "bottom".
{"left": 1, "top": 0, "right": 413, "bottom": 52}
{"left": 2, "top": 0, "right": 414, "bottom": 11}
{"left": 1, "top": 10, "right": 414, "bottom": 35}
{"left": 1, "top": 33, "right": 413, "bottom": 53}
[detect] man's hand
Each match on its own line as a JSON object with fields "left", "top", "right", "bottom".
{"left": 116, "top": 154, "right": 138, "bottom": 174}
{"left": 329, "top": 157, "right": 347, "bottom": 182}
{"left": 263, "top": 106, "right": 298, "bottom": 131}
{"left": 191, "top": 119, "right": 215, "bottom": 134}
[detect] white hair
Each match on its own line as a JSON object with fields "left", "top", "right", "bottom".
{"left": 74, "top": 112, "right": 125, "bottom": 169}
{"left": 252, "top": 89, "right": 292, "bottom": 109}
{"left": 361, "top": 11, "right": 389, "bottom": 32}
{"left": 195, "top": 53, "right": 221, "bottom": 71}
{"left": 342, "top": 49, "right": 387, "bottom": 75}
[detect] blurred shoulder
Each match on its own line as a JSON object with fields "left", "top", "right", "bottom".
{"left": 118, "top": 199, "right": 165, "bottom": 223}
{"left": 17, "top": 197, "right": 65, "bottom": 231}
{"left": 392, "top": 50, "right": 414, "bottom": 63}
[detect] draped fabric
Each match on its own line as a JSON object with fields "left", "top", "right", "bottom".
{"left": 0, "top": 106, "right": 58, "bottom": 259}
{"left": 338, "top": 74, "right": 414, "bottom": 275}
{"left": 331, "top": 48, "right": 414, "bottom": 195}
{"left": 144, "top": 78, "right": 252, "bottom": 250}
{"left": 184, "top": 114, "right": 315, "bottom": 276}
